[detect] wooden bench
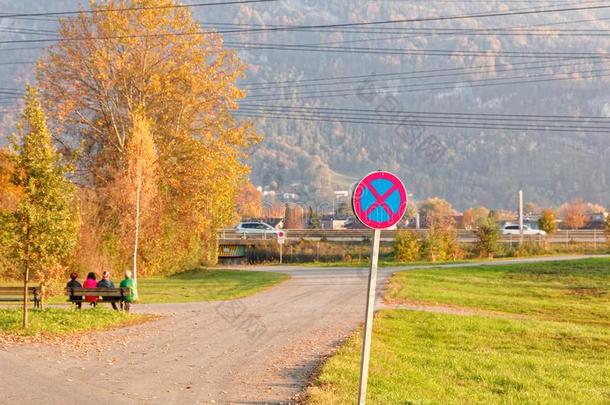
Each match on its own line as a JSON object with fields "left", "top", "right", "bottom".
{"left": 64, "top": 287, "right": 132, "bottom": 311}
{"left": 0, "top": 286, "right": 42, "bottom": 309}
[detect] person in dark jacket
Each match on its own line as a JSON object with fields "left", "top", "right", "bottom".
{"left": 97, "top": 271, "right": 119, "bottom": 310}
{"left": 66, "top": 272, "right": 83, "bottom": 309}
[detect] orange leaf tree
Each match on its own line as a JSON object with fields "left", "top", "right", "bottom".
{"left": 37, "top": 0, "right": 259, "bottom": 274}
{"left": 0, "top": 148, "right": 23, "bottom": 278}
{"left": 236, "top": 182, "right": 263, "bottom": 220}
{"left": 559, "top": 199, "right": 588, "bottom": 230}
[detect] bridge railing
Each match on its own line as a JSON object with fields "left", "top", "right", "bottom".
{"left": 219, "top": 229, "right": 607, "bottom": 243}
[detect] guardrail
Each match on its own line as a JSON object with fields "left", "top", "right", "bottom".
{"left": 219, "top": 229, "right": 607, "bottom": 244}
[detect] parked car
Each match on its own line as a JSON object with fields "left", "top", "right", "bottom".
{"left": 235, "top": 221, "right": 279, "bottom": 236}
{"left": 502, "top": 224, "right": 546, "bottom": 236}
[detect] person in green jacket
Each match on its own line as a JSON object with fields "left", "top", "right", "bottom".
{"left": 120, "top": 270, "right": 137, "bottom": 312}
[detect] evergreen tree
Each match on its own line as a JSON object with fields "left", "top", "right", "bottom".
{"left": 9, "top": 87, "right": 79, "bottom": 327}
{"left": 308, "top": 206, "right": 321, "bottom": 229}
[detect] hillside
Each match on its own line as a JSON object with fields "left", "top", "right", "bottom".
{"left": 1, "top": 0, "right": 609, "bottom": 209}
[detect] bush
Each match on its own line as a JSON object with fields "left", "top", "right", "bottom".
{"left": 511, "top": 241, "right": 547, "bottom": 257}
{"left": 474, "top": 219, "right": 502, "bottom": 258}
{"left": 394, "top": 230, "right": 421, "bottom": 262}
{"left": 422, "top": 217, "right": 463, "bottom": 262}
{"left": 538, "top": 209, "right": 558, "bottom": 235}
{"left": 441, "top": 227, "right": 463, "bottom": 260}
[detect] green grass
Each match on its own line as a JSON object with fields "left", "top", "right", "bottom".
{"left": 308, "top": 310, "right": 610, "bottom": 405}
{"left": 308, "top": 258, "right": 610, "bottom": 404}
{"left": 0, "top": 307, "right": 148, "bottom": 337}
{"left": 296, "top": 253, "right": 595, "bottom": 268}
{"left": 301, "top": 258, "right": 474, "bottom": 268}
{"left": 134, "top": 268, "right": 289, "bottom": 303}
{"left": 386, "top": 258, "right": 610, "bottom": 325}
{"left": 36, "top": 268, "right": 288, "bottom": 305}
{"left": 1, "top": 268, "right": 286, "bottom": 336}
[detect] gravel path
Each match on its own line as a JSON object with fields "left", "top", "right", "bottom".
{"left": 1, "top": 254, "right": 606, "bottom": 404}
{"left": 0, "top": 266, "right": 388, "bottom": 404}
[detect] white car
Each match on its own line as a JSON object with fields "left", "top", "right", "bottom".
{"left": 235, "top": 222, "right": 279, "bottom": 235}
{"left": 502, "top": 224, "right": 546, "bottom": 236}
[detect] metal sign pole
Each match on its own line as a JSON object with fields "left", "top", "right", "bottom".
{"left": 358, "top": 228, "right": 381, "bottom": 405}
{"left": 352, "top": 171, "right": 408, "bottom": 405}
{"left": 277, "top": 231, "right": 285, "bottom": 264}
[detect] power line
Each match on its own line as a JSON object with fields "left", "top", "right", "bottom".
{"left": 0, "top": 61, "right": 35, "bottom": 66}
{"left": 244, "top": 67, "right": 610, "bottom": 101}
{"left": 227, "top": 41, "right": 610, "bottom": 60}
{"left": 4, "top": 10, "right": 610, "bottom": 39}
{"left": 238, "top": 104, "right": 610, "bottom": 123}
{"left": 0, "top": 3, "right": 608, "bottom": 44}
{"left": 233, "top": 110, "right": 610, "bottom": 133}
{"left": 0, "top": 0, "right": 279, "bottom": 19}
{"left": 240, "top": 55, "right": 588, "bottom": 87}
{"left": 0, "top": 39, "right": 606, "bottom": 61}
{"left": 243, "top": 59, "right": 600, "bottom": 91}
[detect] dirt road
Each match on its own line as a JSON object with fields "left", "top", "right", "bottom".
{"left": 1, "top": 255, "right": 605, "bottom": 404}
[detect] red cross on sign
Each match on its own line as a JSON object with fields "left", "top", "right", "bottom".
{"left": 352, "top": 171, "right": 408, "bottom": 229}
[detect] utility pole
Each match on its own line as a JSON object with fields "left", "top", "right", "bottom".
{"left": 519, "top": 189, "right": 524, "bottom": 245}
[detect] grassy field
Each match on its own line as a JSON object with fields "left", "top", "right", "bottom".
{"left": 25, "top": 267, "right": 289, "bottom": 305}
{"left": 0, "top": 307, "right": 148, "bottom": 336}
{"left": 298, "top": 253, "right": 607, "bottom": 269}
{"left": 308, "top": 258, "right": 610, "bottom": 404}
{"left": 135, "top": 268, "right": 289, "bottom": 303}
{"left": 301, "top": 258, "right": 471, "bottom": 268}
{"left": 1, "top": 268, "right": 287, "bottom": 336}
{"left": 308, "top": 310, "right": 610, "bottom": 404}
{"left": 386, "top": 258, "right": 610, "bottom": 325}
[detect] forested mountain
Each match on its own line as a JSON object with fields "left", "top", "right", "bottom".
{"left": 1, "top": 0, "right": 610, "bottom": 209}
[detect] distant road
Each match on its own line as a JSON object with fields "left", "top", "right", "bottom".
{"left": 219, "top": 228, "right": 607, "bottom": 244}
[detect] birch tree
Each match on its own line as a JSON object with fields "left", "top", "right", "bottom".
{"left": 121, "top": 110, "right": 157, "bottom": 288}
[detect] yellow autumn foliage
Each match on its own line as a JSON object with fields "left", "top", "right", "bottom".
{"left": 37, "top": 0, "right": 260, "bottom": 274}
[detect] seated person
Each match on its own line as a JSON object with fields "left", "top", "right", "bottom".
{"left": 97, "top": 271, "right": 119, "bottom": 311}
{"left": 66, "top": 272, "right": 83, "bottom": 309}
{"left": 119, "top": 270, "right": 136, "bottom": 312}
{"left": 83, "top": 272, "right": 98, "bottom": 306}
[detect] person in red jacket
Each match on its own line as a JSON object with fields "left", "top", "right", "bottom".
{"left": 83, "top": 272, "right": 98, "bottom": 307}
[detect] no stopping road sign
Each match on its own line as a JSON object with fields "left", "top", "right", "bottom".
{"left": 352, "top": 171, "right": 408, "bottom": 229}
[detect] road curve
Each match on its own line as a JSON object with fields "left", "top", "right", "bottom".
{"left": 0, "top": 254, "right": 607, "bottom": 404}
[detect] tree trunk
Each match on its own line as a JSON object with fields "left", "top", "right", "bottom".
{"left": 22, "top": 264, "right": 29, "bottom": 328}
{"left": 132, "top": 170, "right": 142, "bottom": 287}
{"left": 22, "top": 219, "right": 30, "bottom": 329}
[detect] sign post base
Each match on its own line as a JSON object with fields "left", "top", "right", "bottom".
{"left": 358, "top": 228, "right": 381, "bottom": 405}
